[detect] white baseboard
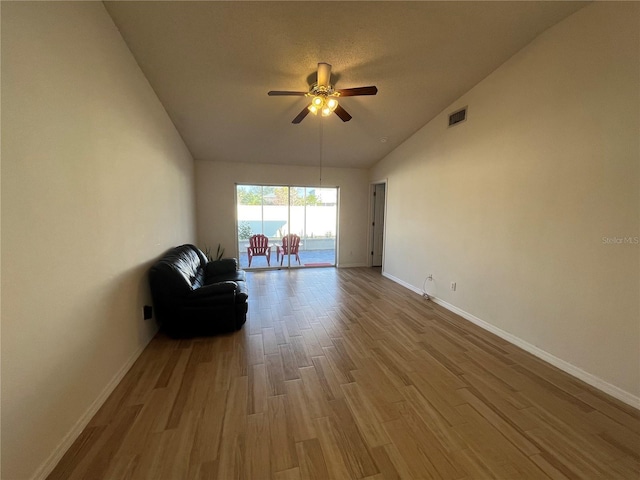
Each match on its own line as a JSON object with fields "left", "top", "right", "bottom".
{"left": 382, "top": 271, "right": 640, "bottom": 410}
{"left": 32, "top": 332, "right": 156, "bottom": 480}
{"left": 337, "top": 262, "right": 368, "bottom": 268}
{"left": 382, "top": 271, "right": 423, "bottom": 295}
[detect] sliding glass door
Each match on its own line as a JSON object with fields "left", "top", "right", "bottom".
{"left": 236, "top": 185, "right": 337, "bottom": 269}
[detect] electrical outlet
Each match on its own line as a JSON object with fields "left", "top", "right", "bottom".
{"left": 450, "top": 282, "right": 456, "bottom": 291}
{"left": 143, "top": 305, "right": 153, "bottom": 320}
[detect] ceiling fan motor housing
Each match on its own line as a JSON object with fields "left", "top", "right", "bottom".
{"left": 316, "top": 62, "right": 332, "bottom": 87}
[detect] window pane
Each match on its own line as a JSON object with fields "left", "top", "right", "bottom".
{"left": 236, "top": 184, "right": 336, "bottom": 269}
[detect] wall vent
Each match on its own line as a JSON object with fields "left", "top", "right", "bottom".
{"left": 448, "top": 107, "right": 467, "bottom": 127}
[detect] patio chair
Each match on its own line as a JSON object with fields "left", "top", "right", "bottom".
{"left": 276, "top": 234, "right": 301, "bottom": 266}
{"left": 247, "top": 234, "right": 271, "bottom": 267}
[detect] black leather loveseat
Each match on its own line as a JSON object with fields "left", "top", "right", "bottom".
{"left": 149, "top": 244, "right": 248, "bottom": 338}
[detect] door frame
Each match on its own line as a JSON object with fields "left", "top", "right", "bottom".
{"left": 235, "top": 183, "right": 338, "bottom": 270}
{"left": 367, "top": 179, "right": 387, "bottom": 268}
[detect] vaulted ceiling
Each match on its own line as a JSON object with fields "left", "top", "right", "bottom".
{"left": 104, "top": 1, "right": 586, "bottom": 168}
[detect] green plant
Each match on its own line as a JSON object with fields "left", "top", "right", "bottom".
{"left": 238, "top": 221, "right": 252, "bottom": 240}
{"left": 204, "top": 243, "right": 225, "bottom": 261}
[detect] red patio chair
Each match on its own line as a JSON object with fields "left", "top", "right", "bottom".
{"left": 276, "top": 234, "right": 301, "bottom": 266}
{"left": 247, "top": 234, "right": 271, "bottom": 267}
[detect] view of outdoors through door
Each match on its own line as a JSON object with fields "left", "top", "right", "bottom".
{"left": 236, "top": 185, "right": 337, "bottom": 269}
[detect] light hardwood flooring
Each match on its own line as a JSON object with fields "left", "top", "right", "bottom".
{"left": 48, "top": 267, "right": 640, "bottom": 479}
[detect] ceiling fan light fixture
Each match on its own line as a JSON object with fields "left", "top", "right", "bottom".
{"left": 308, "top": 94, "right": 339, "bottom": 117}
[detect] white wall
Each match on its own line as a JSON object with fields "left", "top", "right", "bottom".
{"left": 1, "top": 3, "right": 196, "bottom": 478}
{"left": 195, "top": 161, "right": 369, "bottom": 267}
{"left": 237, "top": 205, "right": 337, "bottom": 238}
{"left": 371, "top": 3, "right": 639, "bottom": 403}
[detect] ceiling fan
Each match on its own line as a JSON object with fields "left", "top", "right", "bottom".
{"left": 268, "top": 62, "right": 378, "bottom": 124}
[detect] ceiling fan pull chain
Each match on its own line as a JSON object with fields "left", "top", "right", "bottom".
{"left": 319, "top": 119, "right": 323, "bottom": 186}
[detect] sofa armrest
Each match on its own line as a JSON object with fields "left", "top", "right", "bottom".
{"left": 184, "top": 282, "right": 237, "bottom": 308}
{"left": 205, "top": 258, "right": 238, "bottom": 277}
{"left": 188, "top": 281, "right": 237, "bottom": 299}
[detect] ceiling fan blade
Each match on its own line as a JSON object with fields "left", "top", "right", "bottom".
{"left": 292, "top": 106, "right": 310, "bottom": 124}
{"left": 317, "top": 63, "right": 332, "bottom": 87}
{"left": 268, "top": 91, "right": 307, "bottom": 96}
{"left": 334, "top": 104, "right": 352, "bottom": 122}
{"left": 336, "top": 86, "right": 378, "bottom": 97}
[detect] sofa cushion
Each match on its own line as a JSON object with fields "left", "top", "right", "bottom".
{"left": 149, "top": 245, "right": 203, "bottom": 295}
{"left": 187, "top": 244, "right": 209, "bottom": 268}
{"left": 205, "top": 258, "right": 238, "bottom": 276}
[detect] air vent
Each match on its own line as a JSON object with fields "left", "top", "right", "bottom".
{"left": 448, "top": 107, "right": 467, "bottom": 127}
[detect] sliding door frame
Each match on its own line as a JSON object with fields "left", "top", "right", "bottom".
{"left": 235, "top": 183, "right": 339, "bottom": 270}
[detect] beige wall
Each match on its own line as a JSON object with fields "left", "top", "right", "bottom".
{"left": 1, "top": 3, "right": 196, "bottom": 478}
{"left": 195, "top": 161, "right": 369, "bottom": 267}
{"left": 371, "top": 2, "right": 639, "bottom": 403}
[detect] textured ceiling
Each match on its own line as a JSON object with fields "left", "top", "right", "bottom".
{"left": 104, "top": 1, "right": 586, "bottom": 168}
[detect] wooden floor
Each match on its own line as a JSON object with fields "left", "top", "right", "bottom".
{"left": 49, "top": 267, "right": 640, "bottom": 479}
